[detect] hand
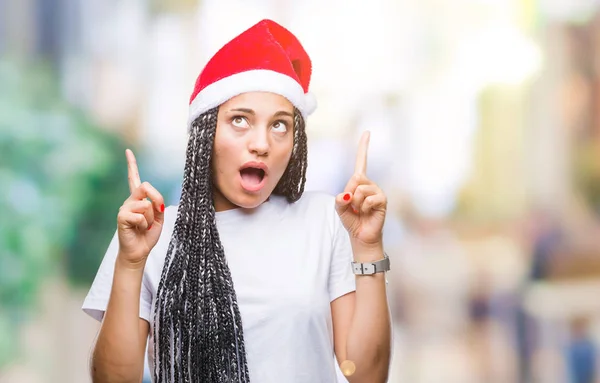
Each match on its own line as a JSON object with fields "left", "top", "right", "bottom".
{"left": 116, "top": 149, "right": 166, "bottom": 267}
{"left": 335, "top": 132, "right": 387, "bottom": 249}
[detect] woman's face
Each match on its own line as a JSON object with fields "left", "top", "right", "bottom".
{"left": 212, "top": 92, "right": 295, "bottom": 211}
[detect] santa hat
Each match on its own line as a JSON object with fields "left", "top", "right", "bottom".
{"left": 188, "top": 19, "right": 317, "bottom": 128}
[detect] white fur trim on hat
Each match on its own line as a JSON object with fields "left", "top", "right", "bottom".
{"left": 304, "top": 91, "right": 317, "bottom": 115}
{"left": 188, "top": 69, "right": 316, "bottom": 129}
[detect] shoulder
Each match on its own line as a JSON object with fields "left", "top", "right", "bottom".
{"left": 299, "top": 190, "right": 335, "bottom": 205}
{"left": 271, "top": 190, "right": 336, "bottom": 213}
{"left": 296, "top": 190, "right": 337, "bottom": 208}
{"left": 145, "top": 204, "right": 178, "bottom": 264}
{"left": 268, "top": 191, "right": 339, "bottom": 232}
{"left": 165, "top": 194, "right": 337, "bottom": 225}
{"left": 163, "top": 204, "right": 179, "bottom": 227}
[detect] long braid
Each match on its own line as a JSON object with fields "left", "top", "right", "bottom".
{"left": 273, "top": 110, "right": 308, "bottom": 201}
{"left": 152, "top": 106, "right": 308, "bottom": 382}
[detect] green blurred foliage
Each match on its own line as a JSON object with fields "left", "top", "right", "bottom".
{"left": 0, "top": 57, "right": 129, "bottom": 366}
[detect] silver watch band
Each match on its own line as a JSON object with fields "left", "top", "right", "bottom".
{"left": 351, "top": 253, "right": 390, "bottom": 275}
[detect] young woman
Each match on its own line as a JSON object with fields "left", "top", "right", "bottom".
{"left": 83, "top": 19, "right": 391, "bottom": 383}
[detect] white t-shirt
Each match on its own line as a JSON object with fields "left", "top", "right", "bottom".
{"left": 82, "top": 191, "right": 356, "bottom": 382}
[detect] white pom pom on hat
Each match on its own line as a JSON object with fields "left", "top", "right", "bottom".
{"left": 187, "top": 19, "right": 317, "bottom": 129}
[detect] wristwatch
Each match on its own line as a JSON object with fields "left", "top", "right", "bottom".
{"left": 351, "top": 252, "right": 390, "bottom": 275}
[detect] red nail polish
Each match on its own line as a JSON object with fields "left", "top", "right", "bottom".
{"left": 343, "top": 193, "right": 351, "bottom": 201}
{"left": 160, "top": 204, "right": 165, "bottom": 213}
{"left": 352, "top": 207, "right": 358, "bottom": 214}
{"left": 148, "top": 224, "right": 152, "bottom": 230}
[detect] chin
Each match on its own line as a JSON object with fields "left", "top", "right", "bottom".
{"left": 214, "top": 181, "right": 277, "bottom": 212}
{"left": 232, "top": 190, "right": 271, "bottom": 209}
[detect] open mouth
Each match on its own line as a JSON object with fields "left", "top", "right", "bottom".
{"left": 239, "top": 165, "right": 267, "bottom": 192}
{"left": 240, "top": 167, "right": 265, "bottom": 184}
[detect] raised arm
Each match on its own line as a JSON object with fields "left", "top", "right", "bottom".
{"left": 332, "top": 132, "right": 392, "bottom": 383}
{"left": 91, "top": 149, "right": 165, "bottom": 382}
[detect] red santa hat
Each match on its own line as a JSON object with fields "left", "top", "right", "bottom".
{"left": 188, "top": 19, "right": 317, "bottom": 128}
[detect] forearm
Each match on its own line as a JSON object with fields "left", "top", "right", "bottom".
{"left": 92, "top": 255, "right": 147, "bottom": 382}
{"left": 345, "top": 243, "right": 391, "bottom": 383}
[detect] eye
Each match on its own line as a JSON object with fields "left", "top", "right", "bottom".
{"left": 231, "top": 116, "right": 249, "bottom": 128}
{"left": 272, "top": 120, "right": 289, "bottom": 133}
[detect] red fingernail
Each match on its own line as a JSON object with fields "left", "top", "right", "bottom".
{"left": 352, "top": 207, "right": 358, "bottom": 214}
{"left": 148, "top": 224, "right": 152, "bottom": 230}
{"left": 160, "top": 204, "right": 165, "bottom": 213}
{"left": 343, "top": 193, "right": 351, "bottom": 201}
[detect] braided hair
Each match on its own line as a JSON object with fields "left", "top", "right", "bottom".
{"left": 152, "top": 105, "right": 308, "bottom": 382}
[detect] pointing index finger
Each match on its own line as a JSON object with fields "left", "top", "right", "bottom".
{"left": 126, "top": 149, "right": 142, "bottom": 193}
{"left": 354, "top": 131, "right": 370, "bottom": 175}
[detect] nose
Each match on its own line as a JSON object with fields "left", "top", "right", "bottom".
{"left": 248, "top": 127, "right": 270, "bottom": 156}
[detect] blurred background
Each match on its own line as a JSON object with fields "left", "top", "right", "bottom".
{"left": 3, "top": 0, "right": 600, "bottom": 382}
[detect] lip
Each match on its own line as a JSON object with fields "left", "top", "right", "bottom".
{"left": 239, "top": 161, "right": 269, "bottom": 192}
{"left": 239, "top": 161, "right": 269, "bottom": 175}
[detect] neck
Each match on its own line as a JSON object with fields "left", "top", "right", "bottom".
{"left": 213, "top": 188, "right": 240, "bottom": 212}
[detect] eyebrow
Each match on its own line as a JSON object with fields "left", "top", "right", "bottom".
{"left": 229, "top": 108, "right": 293, "bottom": 119}
{"left": 273, "top": 111, "right": 294, "bottom": 119}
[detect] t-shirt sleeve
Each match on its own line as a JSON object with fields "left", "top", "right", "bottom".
{"left": 328, "top": 210, "right": 356, "bottom": 302}
{"left": 81, "top": 230, "right": 153, "bottom": 323}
